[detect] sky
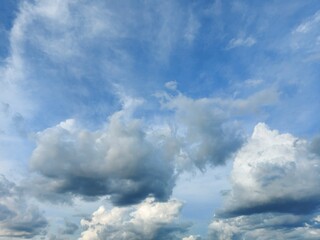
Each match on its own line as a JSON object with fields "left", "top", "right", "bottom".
{"left": 0, "top": 0, "right": 320, "bottom": 239}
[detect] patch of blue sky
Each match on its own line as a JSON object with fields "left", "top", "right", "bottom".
{"left": 0, "top": 0, "right": 20, "bottom": 59}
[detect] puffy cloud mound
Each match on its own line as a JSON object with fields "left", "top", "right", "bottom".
{"left": 209, "top": 123, "right": 320, "bottom": 239}
{"left": 0, "top": 175, "right": 47, "bottom": 238}
{"left": 80, "top": 197, "right": 189, "bottom": 240}
{"left": 29, "top": 108, "right": 175, "bottom": 205}
{"left": 222, "top": 123, "right": 320, "bottom": 216}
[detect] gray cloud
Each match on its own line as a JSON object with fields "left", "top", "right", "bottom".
{"left": 310, "top": 135, "right": 320, "bottom": 156}
{"left": 0, "top": 174, "right": 47, "bottom": 238}
{"left": 29, "top": 105, "right": 175, "bottom": 205}
{"left": 209, "top": 213, "right": 320, "bottom": 240}
{"left": 29, "top": 88, "right": 278, "bottom": 205}
{"left": 61, "top": 220, "right": 79, "bottom": 235}
{"left": 160, "top": 93, "right": 245, "bottom": 170}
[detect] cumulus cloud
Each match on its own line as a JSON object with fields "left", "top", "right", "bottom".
{"left": 0, "top": 174, "right": 47, "bottom": 238}
{"left": 28, "top": 86, "right": 279, "bottom": 207}
{"left": 30, "top": 85, "right": 277, "bottom": 203}
{"left": 29, "top": 104, "right": 175, "bottom": 205}
{"left": 80, "top": 197, "right": 189, "bottom": 240}
{"left": 209, "top": 123, "right": 320, "bottom": 239}
{"left": 220, "top": 123, "right": 320, "bottom": 216}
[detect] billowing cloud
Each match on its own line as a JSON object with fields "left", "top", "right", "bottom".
{"left": 0, "top": 175, "right": 47, "bottom": 238}
{"left": 80, "top": 197, "right": 189, "bottom": 240}
{"left": 209, "top": 123, "right": 320, "bottom": 239}
{"left": 29, "top": 104, "right": 175, "bottom": 205}
{"left": 29, "top": 85, "right": 271, "bottom": 204}
{"left": 220, "top": 123, "right": 320, "bottom": 216}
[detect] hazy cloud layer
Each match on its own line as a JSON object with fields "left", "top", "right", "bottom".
{"left": 209, "top": 213, "right": 320, "bottom": 240}
{"left": 80, "top": 197, "right": 189, "bottom": 240}
{"left": 0, "top": 175, "right": 47, "bottom": 238}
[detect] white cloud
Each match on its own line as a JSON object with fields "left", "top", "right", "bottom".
{"left": 209, "top": 123, "right": 320, "bottom": 239}
{"left": 294, "top": 10, "right": 320, "bottom": 34}
{"left": 244, "top": 78, "right": 263, "bottom": 87}
{"left": 291, "top": 10, "right": 320, "bottom": 61}
{"left": 227, "top": 36, "right": 256, "bottom": 49}
{"left": 182, "top": 235, "right": 202, "bottom": 240}
{"left": 80, "top": 197, "right": 188, "bottom": 240}
{"left": 184, "top": 12, "right": 200, "bottom": 44}
{"left": 165, "top": 81, "right": 178, "bottom": 91}
{"left": 221, "top": 123, "right": 320, "bottom": 215}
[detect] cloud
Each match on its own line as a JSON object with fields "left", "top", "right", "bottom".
{"left": 29, "top": 104, "right": 175, "bottom": 205}
{"left": 80, "top": 197, "right": 190, "bottom": 240}
{"left": 60, "top": 220, "right": 79, "bottom": 235}
{"left": 219, "top": 123, "right": 320, "bottom": 217}
{"left": 0, "top": 174, "right": 47, "bottom": 238}
{"left": 291, "top": 10, "right": 320, "bottom": 61}
{"left": 209, "top": 213, "right": 320, "bottom": 240}
{"left": 209, "top": 123, "right": 320, "bottom": 239}
{"left": 294, "top": 10, "right": 320, "bottom": 34}
{"left": 27, "top": 85, "right": 279, "bottom": 207}
{"left": 227, "top": 36, "right": 256, "bottom": 49}
{"left": 182, "top": 235, "right": 202, "bottom": 240}
{"left": 158, "top": 88, "right": 279, "bottom": 169}
{"left": 184, "top": 11, "right": 200, "bottom": 44}
{"left": 0, "top": 0, "right": 222, "bottom": 141}
{"left": 165, "top": 81, "right": 178, "bottom": 91}
{"left": 29, "top": 86, "right": 278, "bottom": 203}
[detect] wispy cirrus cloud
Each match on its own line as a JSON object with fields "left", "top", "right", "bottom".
{"left": 227, "top": 36, "right": 256, "bottom": 49}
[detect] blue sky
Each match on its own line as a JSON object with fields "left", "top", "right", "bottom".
{"left": 1, "top": 0, "right": 320, "bottom": 239}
